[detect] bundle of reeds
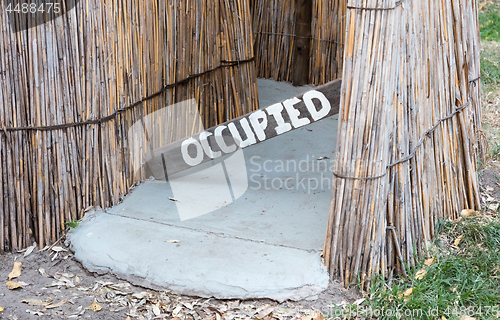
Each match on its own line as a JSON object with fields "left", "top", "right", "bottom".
{"left": 310, "top": 0, "right": 346, "bottom": 84}
{"left": 251, "top": 0, "right": 346, "bottom": 85}
{"left": 324, "top": 0, "right": 484, "bottom": 288}
{"left": 251, "top": 0, "right": 296, "bottom": 81}
{"left": 0, "top": 0, "right": 258, "bottom": 252}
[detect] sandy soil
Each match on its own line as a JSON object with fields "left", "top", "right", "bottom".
{"left": 480, "top": 162, "right": 500, "bottom": 209}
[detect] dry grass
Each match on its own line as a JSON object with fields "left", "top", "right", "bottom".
{"left": 480, "top": 42, "right": 500, "bottom": 161}
{"left": 481, "top": 83, "right": 500, "bottom": 159}
{"left": 480, "top": 2, "right": 500, "bottom": 161}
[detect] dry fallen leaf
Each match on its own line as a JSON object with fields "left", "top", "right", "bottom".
{"left": 47, "top": 281, "right": 67, "bottom": 288}
{"left": 460, "top": 316, "right": 476, "bottom": 320}
{"left": 45, "top": 298, "right": 68, "bottom": 309}
{"left": 299, "top": 311, "right": 323, "bottom": 320}
{"left": 460, "top": 209, "right": 477, "bottom": 218}
{"left": 53, "top": 275, "right": 75, "bottom": 288}
{"left": 313, "top": 311, "right": 324, "bottom": 320}
{"left": 454, "top": 235, "right": 464, "bottom": 246}
{"left": 38, "top": 267, "right": 49, "bottom": 278}
{"left": 172, "top": 305, "right": 182, "bottom": 315}
{"left": 152, "top": 304, "right": 161, "bottom": 316}
{"left": 415, "top": 269, "right": 427, "bottom": 280}
{"left": 398, "top": 287, "right": 413, "bottom": 301}
{"left": 6, "top": 281, "right": 22, "bottom": 290}
{"left": 488, "top": 203, "right": 499, "bottom": 211}
{"left": 353, "top": 298, "right": 365, "bottom": 305}
{"left": 51, "top": 246, "right": 68, "bottom": 252}
{"left": 299, "top": 313, "right": 313, "bottom": 320}
{"left": 424, "top": 257, "right": 435, "bottom": 267}
{"left": 256, "top": 306, "right": 274, "bottom": 319}
{"left": 24, "top": 245, "right": 36, "bottom": 257}
{"left": 26, "top": 309, "right": 44, "bottom": 316}
{"left": 442, "top": 316, "right": 447, "bottom": 320}
{"left": 8, "top": 262, "right": 22, "bottom": 280}
{"left": 132, "top": 292, "right": 147, "bottom": 299}
{"left": 21, "top": 299, "right": 52, "bottom": 307}
{"left": 88, "top": 301, "right": 102, "bottom": 312}
{"left": 0, "top": 306, "right": 4, "bottom": 312}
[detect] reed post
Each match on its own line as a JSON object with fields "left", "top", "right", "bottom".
{"left": 292, "top": 0, "right": 313, "bottom": 86}
{"left": 251, "top": 0, "right": 346, "bottom": 85}
{"left": 0, "top": 0, "right": 258, "bottom": 253}
{"left": 323, "top": 0, "right": 483, "bottom": 288}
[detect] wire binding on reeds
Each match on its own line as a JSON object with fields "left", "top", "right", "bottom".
{"left": 0, "top": 58, "right": 255, "bottom": 133}
{"left": 0, "top": 0, "right": 258, "bottom": 252}
{"left": 251, "top": 0, "right": 346, "bottom": 84}
{"left": 333, "top": 100, "right": 471, "bottom": 180}
{"left": 347, "top": 0, "right": 403, "bottom": 10}
{"left": 252, "top": 31, "right": 345, "bottom": 45}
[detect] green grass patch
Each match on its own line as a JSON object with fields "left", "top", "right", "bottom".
{"left": 481, "top": 45, "right": 500, "bottom": 85}
{"left": 480, "top": 2, "right": 500, "bottom": 41}
{"left": 327, "top": 219, "right": 500, "bottom": 319}
{"left": 491, "top": 141, "right": 500, "bottom": 160}
{"left": 64, "top": 218, "right": 82, "bottom": 229}
{"left": 480, "top": 2, "right": 500, "bottom": 85}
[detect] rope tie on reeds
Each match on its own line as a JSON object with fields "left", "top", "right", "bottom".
{"left": 469, "top": 75, "right": 481, "bottom": 86}
{"left": 252, "top": 32, "right": 345, "bottom": 45}
{"left": 333, "top": 99, "right": 474, "bottom": 181}
{"left": 347, "top": 0, "right": 403, "bottom": 11}
{"left": 334, "top": 75, "right": 481, "bottom": 181}
{"left": 0, "top": 57, "right": 255, "bottom": 133}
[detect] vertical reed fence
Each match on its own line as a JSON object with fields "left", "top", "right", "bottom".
{"left": 324, "top": 0, "right": 484, "bottom": 287}
{"left": 0, "top": 0, "right": 258, "bottom": 252}
{"left": 251, "top": 0, "right": 346, "bottom": 85}
{"left": 0, "top": 0, "right": 485, "bottom": 291}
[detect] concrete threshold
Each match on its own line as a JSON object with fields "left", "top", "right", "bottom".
{"left": 69, "top": 79, "right": 339, "bottom": 301}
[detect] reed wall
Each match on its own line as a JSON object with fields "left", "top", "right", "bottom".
{"left": 0, "top": 0, "right": 485, "bottom": 292}
{"left": 251, "top": 0, "right": 346, "bottom": 85}
{"left": 324, "top": 0, "right": 484, "bottom": 287}
{"left": 0, "top": 0, "right": 258, "bottom": 252}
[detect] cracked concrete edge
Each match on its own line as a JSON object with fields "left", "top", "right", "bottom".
{"left": 70, "top": 255, "right": 328, "bottom": 302}
{"left": 107, "top": 211, "right": 321, "bottom": 253}
{"left": 68, "top": 237, "right": 329, "bottom": 302}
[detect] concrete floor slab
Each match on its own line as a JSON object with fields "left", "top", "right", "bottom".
{"left": 69, "top": 79, "right": 339, "bottom": 301}
{"left": 69, "top": 212, "right": 329, "bottom": 301}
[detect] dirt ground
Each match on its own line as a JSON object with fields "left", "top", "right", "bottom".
{"left": 0, "top": 244, "right": 360, "bottom": 320}
{"left": 481, "top": 164, "right": 500, "bottom": 201}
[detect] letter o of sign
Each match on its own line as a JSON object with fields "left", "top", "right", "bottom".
{"left": 181, "top": 137, "right": 204, "bottom": 166}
